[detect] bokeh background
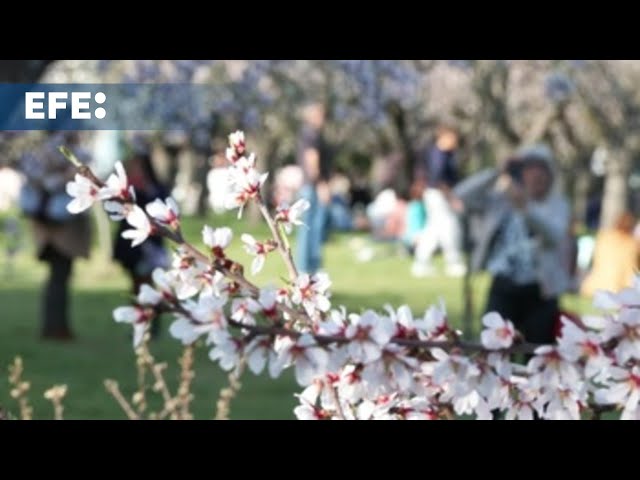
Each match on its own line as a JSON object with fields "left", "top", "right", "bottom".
{"left": 1, "top": 60, "right": 638, "bottom": 419}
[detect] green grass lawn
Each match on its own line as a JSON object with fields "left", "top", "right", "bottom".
{"left": 0, "top": 209, "right": 595, "bottom": 419}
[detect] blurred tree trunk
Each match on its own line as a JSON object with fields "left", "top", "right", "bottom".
{"left": 0, "top": 60, "right": 54, "bottom": 82}
{"left": 600, "top": 151, "right": 630, "bottom": 228}
{"left": 573, "top": 168, "right": 592, "bottom": 226}
{"left": 387, "top": 103, "right": 415, "bottom": 193}
{"left": 0, "top": 60, "right": 55, "bottom": 125}
{"left": 194, "top": 149, "right": 210, "bottom": 217}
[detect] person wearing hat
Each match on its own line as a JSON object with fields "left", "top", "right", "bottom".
{"left": 452, "top": 144, "right": 572, "bottom": 345}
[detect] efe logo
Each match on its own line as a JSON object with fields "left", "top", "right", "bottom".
{"left": 25, "top": 92, "right": 106, "bottom": 120}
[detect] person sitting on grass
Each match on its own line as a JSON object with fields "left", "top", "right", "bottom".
{"left": 580, "top": 211, "right": 639, "bottom": 298}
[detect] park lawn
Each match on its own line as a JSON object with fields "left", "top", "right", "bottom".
{"left": 0, "top": 210, "right": 595, "bottom": 419}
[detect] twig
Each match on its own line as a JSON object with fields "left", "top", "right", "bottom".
{"left": 133, "top": 333, "right": 150, "bottom": 416}
{"left": 168, "top": 299, "right": 544, "bottom": 357}
{"left": 149, "top": 361, "right": 178, "bottom": 419}
{"left": 329, "top": 385, "right": 346, "bottom": 420}
{"left": 257, "top": 196, "right": 299, "bottom": 282}
{"left": 44, "top": 385, "right": 67, "bottom": 420}
{"left": 177, "top": 345, "right": 195, "bottom": 420}
{"left": 104, "top": 380, "right": 140, "bottom": 420}
{"left": 215, "top": 358, "right": 246, "bottom": 420}
{"left": 8, "top": 357, "right": 33, "bottom": 420}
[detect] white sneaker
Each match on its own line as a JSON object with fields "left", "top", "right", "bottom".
{"left": 445, "top": 264, "right": 467, "bottom": 277}
{"left": 357, "top": 247, "right": 375, "bottom": 262}
{"left": 411, "top": 263, "right": 436, "bottom": 278}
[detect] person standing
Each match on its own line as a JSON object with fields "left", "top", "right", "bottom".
{"left": 453, "top": 144, "right": 571, "bottom": 344}
{"left": 295, "top": 102, "right": 333, "bottom": 274}
{"left": 19, "top": 132, "right": 92, "bottom": 340}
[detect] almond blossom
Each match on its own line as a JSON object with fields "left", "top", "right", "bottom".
{"left": 227, "top": 130, "right": 245, "bottom": 157}
{"left": 169, "top": 294, "right": 227, "bottom": 345}
{"left": 113, "top": 305, "right": 154, "bottom": 347}
{"left": 269, "top": 334, "right": 329, "bottom": 386}
{"left": 66, "top": 174, "right": 101, "bottom": 214}
{"left": 121, "top": 205, "right": 152, "bottom": 247}
{"left": 291, "top": 272, "right": 332, "bottom": 316}
{"left": 345, "top": 310, "right": 395, "bottom": 363}
{"left": 145, "top": 197, "right": 180, "bottom": 229}
{"left": 557, "top": 318, "right": 611, "bottom": 382}
{"left": 480, "top": 312, "right": 515, "bottom": 350}
{"left": 275, "top": 199, "right": 310, "bottom": 234}
{"left": 208, "top": 330, "right": 244, "bottom": 372}
{"left": 225, "top": 167, "right": 268, "bottom": 218}
{"left": 99, "top": 161, "right": 134, "bottom": 201}
{"left": 60, "top": 128, "right": 640, "bottom": 421}
{"left": 505, "top": 385, "right": 540, "bottom": 420}
{"left": 103, "top": 200, "right": 132, "bottom": 221}
{"left": 202, "top": 226, "right": 233, "bottom": 258}
{"left": 244, "top": 335, "right": 276, "bottom": 375}
{"left": 417, "top": 300, "right": 450, "bottom": 340}
{"left": 240, "top": 234, "right": 275, "bottom": 275}
{"left": 595, "top": 366, "right": 640, "bottom": 420}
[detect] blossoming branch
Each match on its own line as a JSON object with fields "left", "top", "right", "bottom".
{"left": 60, "top": 132, "right": 640, "bottom": 420}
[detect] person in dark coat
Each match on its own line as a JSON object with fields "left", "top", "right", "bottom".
{"left": 113, "top": 150, "right": 169, "bottom": 337}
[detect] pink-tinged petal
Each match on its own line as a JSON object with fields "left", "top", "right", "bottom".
{"left": 137, "top": 284, "right": 162, "bottom": 306}
{"left": 259, "top": 172, "right": 269, "bottom": 187}
{"left": 396, "top": 305, "right": 413, "bottom": 326}
{"left": 216, "top": 227, "right": 232, "bottom": 248}
{"left": 474, "top": 398, "right": 493, "bottom": 420}
{"left": 482, "top": 312, "right": 504, "bottom": 329}
{"left": 133, "top": 324, "right": 147, "bottom": 348}
{"left": 65, "top": 179, "right": 81, "bottom": 197}
{"left": 297, "top": 274, "right": 311, "bottom": 289}
{"left": 247, "top": 347, "right": 267, "bottom": 375}
{"left": 268, "top": 354, "right": 286, "bottom": 379}
{"left": 291, "top": 198, "right": 310, "bottom": 216}
{"left": 202, "top": 225, "right": 215, "bottom": 248}
{"left": 166, "top": 197, "right": 180, "bottom": 216}
{"left": 314, "top": 295, "right": 331, "bottom": 313}
{"left": 169, "top": 318, "right": 200, "bottom": 345}
{"left": 306, "top": 347, "right": 329, "bottom": 370}
{"left": 356, "top": 401, "right": 375, "bottom": 419}
{"left": 430, "top": 348, "right": 449, "bottom": 362}
{"left": 145, "top": 199, "right": 166, "bottom": 220}
{"left": 596, "top": 382, "right": 630, "bottom": 405}
{"left": 519, "top": 405, "right": 534, "bottom": 420}
{"left": 121, "top": 229, "right": 147, "bottom": 247}
{"left": 623, "top": 389, "right": 640, "bottom": 416}
{"left": 241, "top": 233, "right": 257, "bottom": 247}
{"left": 114, "top": 161, "right": 126, "bottom": 183}
{"left": 113, "top": 306, "right": 138, "bottom": 324}
{"left": 617, "top": 288, "right": 640, "bottom": 307}
{"left": 481, "top": 330, "right": 497, "bottom": 350}
{"left": 362, "top": 341, "right": 383, "bottom": 363}
{"left": 293, "top": 334, "right": 313, "bottom": 349}
{"left": 66, "top": 197, "right": 92, "bottom": 214}
{"left": 593, "top": 290, "right": 620, "bottom": 310}
{"left": 295, "top": 359, "right": 316, "bottom": 386}
{"left": 299, "top": 383, "right": 321, "bottom": 405}
{"left": 175, "top": 282, "right": 199, "bottom": 300}
{"left": 103, "top": 200, "right": 126, "bottom": 220}
{"left": 251, "top": 255, "right": 265, "bottom": 275}
{"left": 294, "top": 404, "right": 318, "bottom": 420}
